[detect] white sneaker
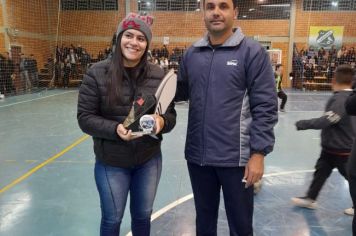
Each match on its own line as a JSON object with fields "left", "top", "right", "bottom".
{"left": 344, "top": 207, "right": 354, "bottom": 216}
{"left": 291, "top": 197, "right": 317, "bottom": 209}
{"left": 0, "top": 94, "right": 5, "bottom": 99}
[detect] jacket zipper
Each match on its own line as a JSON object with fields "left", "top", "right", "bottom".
{"left": 201, "top": 47, "right": 215, "bottom": 166}
{"left": 128, "top": 78, "right": 138, "bottom": 166}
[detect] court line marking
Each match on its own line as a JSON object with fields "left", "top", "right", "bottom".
{"left": 125, "top": 169, "right": 323, "bottom": 236}
{"left": 175, "top": 104, "right": 324, "bottom": 113}
{"left": 288, "top": 100, "right": 326, "bottom": 103}
{"left": 0, "top": 135, "right": 89, "bottom": 195}
{"left": 1, "top": 160, "right": 95, "bottom": 164}
{"left": 279, "top": 111, "right": 323, "bottom": 113}
{"left": 284, "top": 92, "right": 331, "bottom": 96}
{"left": 0, "top": 90, "right": 77, "bottom": 108}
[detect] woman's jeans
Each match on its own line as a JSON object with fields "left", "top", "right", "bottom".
{"left": 95, "top": 152, "right": 162, "bottom": 236}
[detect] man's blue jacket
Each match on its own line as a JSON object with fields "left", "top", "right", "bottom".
{"left": 177, "top": 28, "right": 278, "bottom": 167}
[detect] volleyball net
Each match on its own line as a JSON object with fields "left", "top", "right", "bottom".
{"left": 0, "top": 0, "right": 355, "bottom": 96}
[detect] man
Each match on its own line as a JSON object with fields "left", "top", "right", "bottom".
{"left": 20, "top": 53, "right": 31, "bottom": 92}
{"left": 176, "top": 0, "right": 278, "bottom": 235}
{"left": 80, "top": 49, "right": 91, "bottom": 74}
{"left": 0, "top": 54, "right": 6, "bottom": 96}
{"left": 67, "top": 49, "right": 79, "bottom": 79}
{"left": 28, "top": 54, "right": 38, "bottom": 88}
{"left": 275, "top": 64, "right": 288, "bottom": 112}
{"left": 4, "top": 52, "right": 15, "bottom": 94}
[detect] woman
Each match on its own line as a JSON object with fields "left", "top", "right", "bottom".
{"left": 77, "top": 13, "right": 176, "bottom": 236}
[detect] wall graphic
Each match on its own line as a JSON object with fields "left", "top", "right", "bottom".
{"left": 309, "top": 26, "right": 344, "bottom": 49}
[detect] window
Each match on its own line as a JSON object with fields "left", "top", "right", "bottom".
{"left": 303, "top": 0, "right": 356, "bottom": 11}
{"left": 61, "top": 0, "right": 118, "bottom": 11}
{"left": 320, "top": 0, "right": 332, "bottom": 10}
{"left": 184, "top": 0, "right": 198, "bottom": 11}
{"left": 62, "top": 0, "right": 76, "bottom": 10}
{"left": 155, "top": 0, "right": 169, "bottom": 11}
{"left": 138, "top": 0, "right": 200, "bottom": 11}
{"left": 338, "top": 0, "right": 353, "bottom": 10}
{"left": 137, "top": 0, "right": 291, "bottom": 19}
{"left": 77, "top": 0, "right": 89, "bottom": 10}
{"left": 170, "top": 1, "right": 184, "bottom": 11}
{"left": 104, "top": 0, "right": 118, "bottom": 10}
{"left": 237, "top": 0, "right": 291, "bottom": 20}
{"left": 89, "top": 0, "right": 103, "bottom": 10}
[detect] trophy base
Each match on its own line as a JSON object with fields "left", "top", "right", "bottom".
{"left": 131, "top": 130, "right": 154, "bottom": 136}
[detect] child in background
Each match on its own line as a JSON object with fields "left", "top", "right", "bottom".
{"left": 291, "top": 64, "right": 356, "bottom": 210}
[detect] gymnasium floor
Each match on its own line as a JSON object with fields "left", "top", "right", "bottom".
{"left": 0, "top": 89, "right": 353, "bottom": 236}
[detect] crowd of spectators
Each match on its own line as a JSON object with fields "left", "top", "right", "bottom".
{"left": 5, "top": 43, "right": 353, "bottom": 94}
{"left": 292, "top": 45, "right": 356, "bottom": 89}
{"left": 47, "top": 42, "right": 187, "bottom": 88}
{"left": 148, "top": 45, "right": 185, "bottom": 72}
{"left": 0, "top": 52, "right": 38, "bottom": 96}
{"left": 0, "top": 43, "right": 186, "bottom": 94}
{"left": 0, "top": 52, "right": 15, "bottom": 96}
{"left": 53, "top": 44, "right": 112, "bottom": 87}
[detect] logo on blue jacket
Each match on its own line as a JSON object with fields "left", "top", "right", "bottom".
{"left": 227, "top": 60, "right": 238, "bottom": 66}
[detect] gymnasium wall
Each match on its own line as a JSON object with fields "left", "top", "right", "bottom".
{"left": 57, "top": 0, "right": 125, "bottom": 56}
{"left": 0, "top": 3, "right": 5, "bottom": 53}
{"left": 3, "top": 0, "right": 54, "bottom": 68}
{"left": 2, "top": 0, "right": 356, "bottom": 87}
{"left": 294, "top": 0, "right": 356, "bottom": 49}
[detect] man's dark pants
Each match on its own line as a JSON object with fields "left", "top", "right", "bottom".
{"left": 188, "top": 162, "right": 254, "bottom": 236}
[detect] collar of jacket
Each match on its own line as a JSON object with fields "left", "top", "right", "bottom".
{"left": 193, "top": 27, "right": 245, "bottom": 48}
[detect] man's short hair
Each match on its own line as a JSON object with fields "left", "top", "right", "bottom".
{"left": 335, "top": 64, "right": 355, "bottom": 85}
{"left": 203, "top": 0, "right": 238, "bottom": 9}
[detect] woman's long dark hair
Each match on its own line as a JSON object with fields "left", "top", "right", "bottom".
{"left": 106, "top": 32, "right": 150, "bottom": 106}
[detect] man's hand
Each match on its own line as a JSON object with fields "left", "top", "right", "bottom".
{"left": 243, "top": 153, "right": 264, "bottom": 188}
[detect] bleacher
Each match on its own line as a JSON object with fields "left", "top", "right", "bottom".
{"left": 38, "top": 58, "right": 86, "bottom": 88}
{"left": 293, "top": 46, "right": 356, "bottom": 91}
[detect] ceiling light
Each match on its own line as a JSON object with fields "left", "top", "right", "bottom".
{"left": 331, "top": 1, "right": 338, "bottom": 7}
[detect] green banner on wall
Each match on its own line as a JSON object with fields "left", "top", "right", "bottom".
{"left": 309, "top": 26, "right": 344, "bottom": 49}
